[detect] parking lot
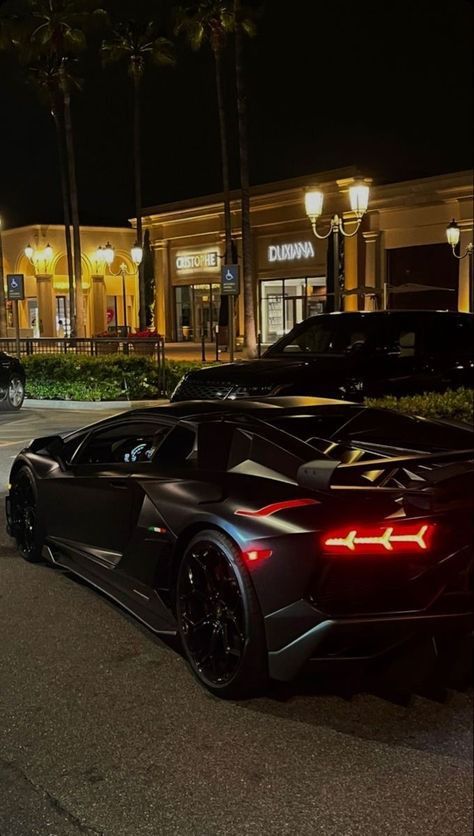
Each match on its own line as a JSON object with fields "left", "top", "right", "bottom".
{"left": 0, "top": 407, "right": 472, "bottom": 836}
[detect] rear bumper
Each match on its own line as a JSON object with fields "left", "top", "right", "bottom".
{"left": 266, "top": 604, "right": 473, "bottom": 681}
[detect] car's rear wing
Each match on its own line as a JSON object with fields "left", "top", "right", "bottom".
{"left": 297, "top": 448, "right": 474, "bottom": 493}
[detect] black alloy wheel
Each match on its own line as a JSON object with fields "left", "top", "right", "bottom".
{"left": 176, "top": 530, "right": 267, "bottom": 698}
{"left": 10, "top": 468, "right": 43, "bottom": 563}
{"left": 2, "top": 376, "right": 25, "bottom": 411}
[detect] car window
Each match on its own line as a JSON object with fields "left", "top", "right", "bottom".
{"left": 384, "top": 316, "right": 423, "bottom": 357}
{"left": 423, "top": 315, "right": 473, "bottom": 356}
{"left": 268, "top": 316, "right": 379, "bottom": 355}
{"left": 153, "top": 424, "right": 197, "bottom": 468}
{"left": 73, "top": 421, "right": 170, "bottom": 466}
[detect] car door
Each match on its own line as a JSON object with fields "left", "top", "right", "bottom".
{"left": 368, "top": 313, "right": 436, "bottom": 396}
{"left": 42, "top": 418, "right": 170, "bottom": 567}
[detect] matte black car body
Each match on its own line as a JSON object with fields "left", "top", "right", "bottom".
{"left": 6, "top": 398, "right": 474, "bottom": 695}
{"left": 0, "top": 351, "right": 26, "bottom": 411}
{"left": 171, "top": 311, "right": 474, "bottom": 402}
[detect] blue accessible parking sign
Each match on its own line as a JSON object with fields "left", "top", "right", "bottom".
{"left": 7, "top": 274, "right": 25, "bottom": 301}
{"left": 221, "top": 264, "right": 240, "bottom": 295}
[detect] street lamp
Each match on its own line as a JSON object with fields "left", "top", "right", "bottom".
{"left": 24, "top": 242, "right": 54, "bottom": 273}
{"left": 100, "top": 241, "right": 143, "bottom": 333}
{"left": 304, "top": 180, "right": 371, "bottom": 311}
{"left": 446, "top": 220, "right": 473, "bottom": 312}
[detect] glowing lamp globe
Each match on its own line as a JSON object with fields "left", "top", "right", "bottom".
{"left": 349, "top": 182, "right": 370, "bottom": 218}
{"left": 103, "top": 242, "right": 115, "bottom": 266}
{"left": 131, "top": 242, "right": 143, "bottom": 266}
{"left": 305, "top": 190, "right": 324, "bottom": 221}
{"left": 446, "top": 220, "right": 460, "bottom": 248}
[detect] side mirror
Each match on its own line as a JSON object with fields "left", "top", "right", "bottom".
{"left": 29, "top": 435, "right": 64, "bottom": 456}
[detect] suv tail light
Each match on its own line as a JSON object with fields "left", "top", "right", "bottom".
{"left": 322, "top": 522, "right": 436, "bottom": 555}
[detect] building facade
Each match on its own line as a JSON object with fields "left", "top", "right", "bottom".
{"left": 0, "top": 224, "right": 136, "bottom": 337}
{"left": 143, "top": 168, "right": 473, "bottom": 345}
{"left": 1, "top": 169, "right": 472, "bottom": 341}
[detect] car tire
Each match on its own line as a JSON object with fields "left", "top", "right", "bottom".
{"left": 176, "top": 529, "right": 268, "bottom": 698}
{"left": 1, "top": 375, "right": 25, "bottom": 411}
{"left": 9, "top": 467, "right": 44, "bottom": 563}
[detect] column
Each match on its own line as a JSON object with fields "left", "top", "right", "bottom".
{"left": 343, "top": 230, "right": 359, "bottom": 312}
{"left": 154, "top": 241, "right": 173, "bottom": 340}
{"left": 36, "top": 274, "right": 56, "bottom": 336}
{"left": 458, "top": 224, "right": 473, "bottom": 312}
{"left": 362, "top": 231, "right": 380, "bottom": 311}
{"left": 91, "top": 274, "right": 107, "bottom": 335}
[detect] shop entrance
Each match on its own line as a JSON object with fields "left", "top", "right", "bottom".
{"left": 175, "top": 283, "right": 221, "bottom": 341}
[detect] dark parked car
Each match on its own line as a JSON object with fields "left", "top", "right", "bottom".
{"left": 0, "top": 351, "right": 26, "bottom": 411}
{"left": 171, "top": 311, "right": 474, "bottom": 402}
{"left": 7, "top": 398, "right": 473, "bottom": 697}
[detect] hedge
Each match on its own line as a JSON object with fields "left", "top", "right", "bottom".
{"left": 22, "top": 354, "right": 212, "bottom": 401}
{"left": 365, "top": 388, "right": 474, "bottom": 425}
{"left": 23, "top": 354, "right": 162, "bottom": 401}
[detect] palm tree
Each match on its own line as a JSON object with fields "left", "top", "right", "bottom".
{"left": 102, "top": 20, "right": 174, "bottom": 331}
{"left": 28, "top": 0, "right": 105, "bottom": 337}
{"left": 176, "top": 2, "right": 234, "bottom": 271}
{"left": 28, "top": 56, "right": 76, "bottom": 332}
{"left": 234, "top": 0, "right": 257, "bottom": 356}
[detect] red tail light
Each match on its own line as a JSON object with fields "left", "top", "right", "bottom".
{"left": 235, "top": 499, "right": 319, "bottom": 518}
{"left": 322, "top": 522, "right": 436, "bottom": 555}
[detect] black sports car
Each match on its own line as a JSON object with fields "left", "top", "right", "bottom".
{"left": 6, "top": 398, "right": 474, "bottom": 697}
{"left": 0, "top": 351, "right": 25, "bottom": 411}
{"left": 171, "top": 311, "right": 474, "bottom": 402}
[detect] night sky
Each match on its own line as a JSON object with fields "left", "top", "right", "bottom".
{"left": 0, "top": 0, "right": 472, "bottom": 229}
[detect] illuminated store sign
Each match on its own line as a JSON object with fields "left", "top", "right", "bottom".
{"left": 176, "top": 251, "right": 219, "bottom": 270}
{"left": 267, "top": 241, "right": 315, "bottom": 262}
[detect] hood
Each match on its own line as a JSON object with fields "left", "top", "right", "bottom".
{"left": 185, "top": 355, "right": 359, "bottom": 385}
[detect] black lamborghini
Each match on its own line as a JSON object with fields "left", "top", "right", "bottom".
{"left": 6, "top": 398, "right": 474, "bottom": 697}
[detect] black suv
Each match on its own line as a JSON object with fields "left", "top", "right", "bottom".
{"left": 171, "top": 310, "right": 474, "bottom": 402}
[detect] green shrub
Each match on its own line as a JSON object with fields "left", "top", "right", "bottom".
{"left": 22, "top": 354, "right": 212, "bottom": 401}
{"left": 23, "top": 354, "right": 162, "bottom": 401}
{"left": 366, "top": 388, "right": 474, "bottom": 425}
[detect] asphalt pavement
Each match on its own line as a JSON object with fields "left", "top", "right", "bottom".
{"left": 0, "top": 407, "right": 472, "bottom": 836}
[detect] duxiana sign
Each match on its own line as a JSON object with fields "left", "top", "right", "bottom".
{"left": 267, "top": 241, "right": 315, "bottom": 263}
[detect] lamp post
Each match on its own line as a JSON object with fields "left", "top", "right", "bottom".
{"left": 446, "top": 220, "right": 473, "bottom": 312}
{"left": 98, "top": 241, "right": 143, "bottom": 334}
{"left": 304, "top": 180, "right": 371, "bottom": 312}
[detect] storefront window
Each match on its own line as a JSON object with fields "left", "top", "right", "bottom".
{"left": 259, "top": 277, "right": 326, "bottom": 344}
{"left": 175, "top": 284, "right": 221, "bottom": 342}
{"left": 27, "top": 299, "right": 39, "bottom": 337}
{"left": 55, "top": 295, "right": 70, "bottom": 337}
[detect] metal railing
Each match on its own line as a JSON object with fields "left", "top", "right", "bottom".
{"left": 0, "top": 336, "right": 165, "bottom": 362}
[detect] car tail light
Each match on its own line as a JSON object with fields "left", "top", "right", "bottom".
{"left": 235, "top": 499, "right": 319, "bottom": 518}
{"left": 322, "top": 522, "right": 436, "bottom": 555}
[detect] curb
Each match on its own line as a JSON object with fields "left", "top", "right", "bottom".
{"left": 23, "top": 399, "right": 169, "bottom": 410}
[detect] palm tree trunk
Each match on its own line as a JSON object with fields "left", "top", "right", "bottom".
{"left": 234, "top": 0, "right": 257, "bottom": 358}
{"left": 133, "top": 72, "right": 145, "bottom": 331}
{"left": 60, "top": 64, "right": 84, "bottom": 337}
{"left": 0, "top": 221, "right": 7, "bottom": 338}
{"left": 214, "top": 45, "right": 233, "bottom": 354}
{"left": 53, "top": 107, "right": 75, "bottom": 335}
{"left": 214, "top": 47, "right": 232, "bottom": 264}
